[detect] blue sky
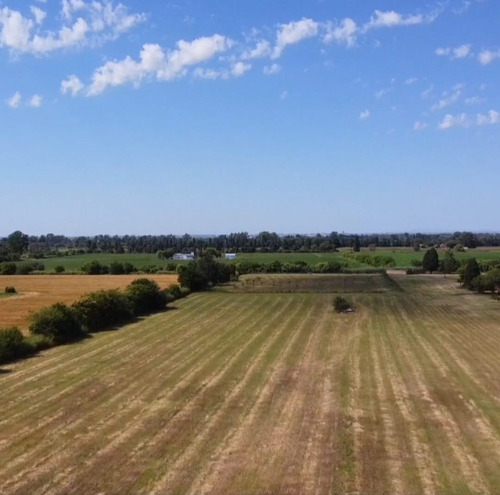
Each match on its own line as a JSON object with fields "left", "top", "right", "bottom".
{"left": 1, "top": 0, "right": 499, "bottom": 235}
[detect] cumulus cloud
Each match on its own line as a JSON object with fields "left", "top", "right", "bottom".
{"left": 476, "top": 109, "right": 500, "bottom": 126}
{"left": 6, "top": 91, "right": 21, "bottom": 108}
{"left": 478, "top": 49, "right": 500, "bottom": 65}
{"left": 323, "top": 18, "right": 357, "bottom": 47}
{"left": 272, "top": 18, "right": 319, "bottom": 58}
{"left": 359, "top": 109, "right": 370, "bottom": 121}
{"left": 86, "top": 35, "right": 232, "bottom": 95}
{"left": 29, "top": 94, "right": 42, "bottom": 107}
{"left": 438, "top": 113, "right": 468, "bottom": 130}
{"left": 61, "top": 74, "right": 84, "bottom": 96}
{"left": 263, "top": 63, "right": 281, "bottom": 75}
{"left": 0, "top": 1, "right": 145, "bottom": 55}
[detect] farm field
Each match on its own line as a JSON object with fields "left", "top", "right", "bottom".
{"left": 0, "top": 274, "right": 178, "bottom": 331}
{"left": 19, "top": 246, "right": 500, "bottom": 272}
{"left": 1, "top": 274, "right": 499, "bottom": 494}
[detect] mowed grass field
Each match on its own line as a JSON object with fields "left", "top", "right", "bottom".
{"left": 1, "top": 274, "right": 499, "bottom": 495}
{"left": 0, "top": 274, "right": 178, "bottom": 331}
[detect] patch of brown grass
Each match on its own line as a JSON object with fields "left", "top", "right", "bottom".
{"left": 0, "top": 274, "right": 178, "bottom": 331}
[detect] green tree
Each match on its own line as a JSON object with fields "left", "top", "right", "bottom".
{"left": 460, "top": 258, "right": 481, "bottom": 290}
{"left": 353, "top": 236, "right": 361, "bottom": 252}
{"left": 422, "top": 247, "right": 439, "bottom": 273}
{"left": 6, "top": 231, "right": 29, "bottom": 257}
{"left": 440, "top": 251, "right": 460, "bottom": 274}
{"left": 29, "top": 303, "right": 84, "bottom": 344}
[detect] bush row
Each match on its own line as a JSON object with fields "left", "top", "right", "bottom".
{"left": 0, "top": 279, "right": 189, "bottom": 365}
{"left": 0, "top": 261, "right": 45, "bottom": 275}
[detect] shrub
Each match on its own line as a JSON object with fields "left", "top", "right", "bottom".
{"left": 109, "top": 262, "right": 125, "bottom": 275}
{"left": 166, "top": 283, "right": 183, "bottom": 299}
{"left": 0, "top": 262, "right": 17, "bottom": 275}
{"left": 17, "top": 261, "right": 45, "bottom": 275}
{"left": 81, "top": 260, "right": 107, "bottom": 275}
{"left": 29, "top": 303, "right": 84, "bottom": 344}
{"left": 5, "top": 286, "right": 16, "bottom": 294}
{"left": 0, "top": 327, "right": 30, "bottom": 363}
{"left": 73, "top": 290, "right": 133, "bottom": 332}
{"left": 333, "top": 296, "right": 352, "bottom": 313}
{"left": 23, "top": 334, "right": 53, "bottom": 352}
{"left": 125, "top": 278, "right": 167, "bottom": 315}
{"left": 54, "top": 265, "right": 65, "bottom": 273}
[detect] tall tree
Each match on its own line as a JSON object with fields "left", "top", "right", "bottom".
{"left": 422, "top": 247, "right": 439, "bottom": 273}
{"left": 6, "top": 231, "right": 29, "bottom": 256}
{"left": 461, "top": 258, "right": 481, "bottom": 290}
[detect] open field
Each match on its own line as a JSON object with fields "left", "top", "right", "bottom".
{"left": 18, "top": 247, "right": 500, "bottom": 272}
{"left": 0, "top": 274, "right": 178, "bottom": 331}
{"left": 1, "top": 274, "right": 499, "bottom": 494}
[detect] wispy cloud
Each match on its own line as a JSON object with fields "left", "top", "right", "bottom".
{"left": 438, "top": 113, "right": 468, "bottom": 130}
{"left": 414, "top": 121, "right": 429, "bottom": 131}
{"left": 477, "top": 109, "right": 500, "bottom": 126}
{"left": 435, "top": 44, "right": 471, "bottom": 59}
{"left": 478, "top": 49, "right": 500, "bottom": 65}
{"left": 323, "top": 18, "right": 357, "bottom": 47}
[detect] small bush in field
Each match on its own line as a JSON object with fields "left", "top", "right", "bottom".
{"left": 333, "top": 296, "right": 352, "bottom": 313}
{"left": 5, "top": 286, "right": 16, "bottom": 294}
{"left": 0, "top": 327, "right": 28, "bottom": 363}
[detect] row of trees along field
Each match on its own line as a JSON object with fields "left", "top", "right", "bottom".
{"left": 2, "top": 230, "right": 500, "bottom": 259}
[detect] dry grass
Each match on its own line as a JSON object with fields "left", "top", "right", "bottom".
{"left": 0, "top": 274, "right": 499, "bottom": 494}
{"left": 0, "top": 274, "right": 178, "bottom": 331}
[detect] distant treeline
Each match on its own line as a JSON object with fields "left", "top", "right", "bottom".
{"left": 1, "top": 230, "right": 499, "bottom": 261}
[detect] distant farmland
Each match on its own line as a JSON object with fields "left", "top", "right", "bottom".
{"left": 1, "top": 274, "right": 498, "bottom": 494}
{"left": 16, "top": 246, "right": 500, "bottom": 272}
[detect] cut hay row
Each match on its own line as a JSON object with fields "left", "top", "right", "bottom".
{"left": 0, "top": 275, "right": 499, "bottom": 494}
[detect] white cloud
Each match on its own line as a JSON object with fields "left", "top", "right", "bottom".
{"left": 323, "top": 18, "right": 357, "bottom": 47}
{"left": 421, "top": 85, "right": 434, "bottom": 99}
{"left": 0, "top": 1, "right": 145, "bottom": 55}
{"left": 405, "top": 77, "right": 417, "bottom": 85}
{"left": 478, "top": 49, "right": 500, "bottom": 65}
{"left": 364, "top": 9, "right": 438, "bottom": 31}
{"left": 263, "top": 63, "right": 281, "bottom": 75}
{"left": 359, "top": 109, "right": 370, "bottom": 121}
{"left": 30, "top": 6, "right": 46, "bottom": 25}
{"left": 280, "top": 90, "right": 289, "bottom": 100}
{"left": 453, "top": 44, "right": 471, "bottom": 59}
{"left": 438, "top": 113, "right": 468, "bottom": 130}
{"left": 375, "top": 87, "right": 392, "bottom": 99}
{"left": 6, "top": 91, "right": 22, "bottom": 108}
{"left": 414, "top": 121, "right": 429, "bottom": 131}
{"left": 231, "top": 61, "right": 251, "bottom": 77}
{"left": 61, "top": 74, "right": 84, "bottom": 96}
{"left": 436, "top": 44, "right": 471, "bottom": 59}
{"left": 241, "top": 40, "right": 271, "bottom": 60}
{"left": 435, "top": 47, "right": 450, "bottom": 56}
{"left": 476, "top": 109, "right": 500, "bottom": 126}
{"left": 87, "top": 35, "right": 232, "bottom": 95}
{"left": 432, "top": 88, "right": 462, "bottom": 111}
{"left": 465, "top": 96, "right": 483, "bottom": 105}
{"left": 29, "top": 94, "right": 42, "bottom": 107}
{"left": 0, "top": 8, "right": 34, "bottom": 52}
{"left": 272, "top": 18, "right": 319, "bottom": 58}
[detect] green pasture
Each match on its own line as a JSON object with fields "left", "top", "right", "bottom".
{"left": 16, "top": 247, "right": 500, "bottom": 273}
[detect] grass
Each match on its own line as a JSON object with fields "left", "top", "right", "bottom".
{"left": 15, "top": 247, "right": 500, "bottom": 272}
{"left": 0, "top": 274, "right": 499, "bottom": 494}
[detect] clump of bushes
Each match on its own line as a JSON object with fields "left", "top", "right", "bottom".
{"left": 29, "top": 303, "right": 84, "bottom": 345}
{"left": 333, "top": 296, "right": 352, "bottom": 313}
{"left": 126, "top": 278, "right": 167, "bottom": 315}
{"left": 17, "top": 261, "right": 45, "bottom": 275}
{"left": 0, "top": 262, "right": 17, "bottom": 275}
{"left": 5, "top": 286, "right": 16, "bottom": 294}
{"left": 73, "top": 290, "right": 133, "bottom": 332}
{"left": 0, "top": 327, "right": 53, "bottom": 364}
{"left": 54, "top": 265, "right": 65, "bottom": 273}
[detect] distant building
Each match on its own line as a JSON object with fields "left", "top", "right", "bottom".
{"left": 173, "top": 252, "right": 195, "bottom": 261}
{"left": 225, "top": 253, "right": 237, "bottom": 260}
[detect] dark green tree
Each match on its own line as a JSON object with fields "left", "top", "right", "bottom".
{"left": 6, "top": 231, "right": 29, "bottom": 257}
{"left": 460, "top": 258, "right": 481, "bottom": 290}
{"left": 440, "top": 251, "right": 460, "bottom": 274}
{"left": 353, "top": 235, "right": 361, "bottom": 252}
{"left": 422, "top": 247, "right": 439, "bottom": 273}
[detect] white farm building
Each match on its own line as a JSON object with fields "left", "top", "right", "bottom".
{"left": 173, "top": 252, "right": 196, "bottom": 261}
